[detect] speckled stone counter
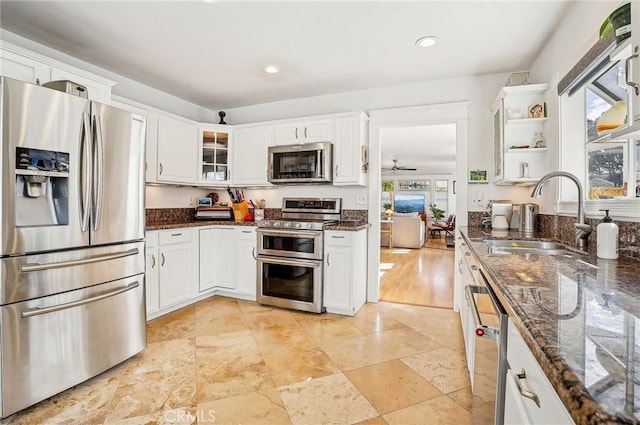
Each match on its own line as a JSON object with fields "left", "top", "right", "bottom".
{"left": 146, "top": 219, "right": 256, "bottom": 231}
{"left": 324, "top": 221, "right": 369, "bottom": 231}
{"left": 145, "top": 208, "right": 369, "bottom": 231}
{"left": 459, "top": 226, "right": 640, "bottom": 424}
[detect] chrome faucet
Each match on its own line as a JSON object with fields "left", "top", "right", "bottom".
{"left": 530, "top": 171, "right": 592, "bottom": 249}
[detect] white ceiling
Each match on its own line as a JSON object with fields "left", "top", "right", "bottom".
{"left": 0, "top": 1, "right": 572, "bottom": 172}
{"left": 381, "top": 124, "right": 456, "bottom": 173}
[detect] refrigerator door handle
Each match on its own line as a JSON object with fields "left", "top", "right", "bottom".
{"left": 20, "top": 248, "right": 139, "bottom": 273}
{"left": 20, "top": 281, "right": 140, "bottom": 318}
{"left": 80, "top": 113, "right": 92, "bottom": 232}
{"left": 92, "top": 114, "right": 105, "bottom": 232}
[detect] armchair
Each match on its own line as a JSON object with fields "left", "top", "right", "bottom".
{"left": 429, "top": 215, "right": 456, "bottom": 240}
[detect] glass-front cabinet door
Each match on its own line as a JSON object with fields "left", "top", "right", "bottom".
{"left": 198, "top": 125, "right": 230, "bottom": 185}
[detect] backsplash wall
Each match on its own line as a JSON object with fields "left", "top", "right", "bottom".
{"left": 467, "top": 212, "right": 640, "bottom": 260}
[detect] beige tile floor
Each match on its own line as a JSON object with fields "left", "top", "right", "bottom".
{"left": 2, "top": 297, "right": 473, "bottom": 425}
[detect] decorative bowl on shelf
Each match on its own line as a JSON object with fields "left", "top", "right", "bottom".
{"left": 506, "top": 108, "right": 523, "bottom": 119}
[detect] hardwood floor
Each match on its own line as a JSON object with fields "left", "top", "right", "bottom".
{"left": 379, "top": 237, "right": 455, "bottom": 308}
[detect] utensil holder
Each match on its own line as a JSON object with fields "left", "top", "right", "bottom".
{"left": 254, "top": 209, "right": 265, "bottom": 221}
{"left": 232, "top": 201, "right": 248, "bottom": 223}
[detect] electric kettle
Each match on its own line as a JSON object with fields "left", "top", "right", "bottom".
{"left": 519, "top": 203, "right": 539, "bottom": 234}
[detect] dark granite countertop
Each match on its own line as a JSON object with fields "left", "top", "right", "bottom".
{"left": 459, "top": 226, "right": 640, "bottom": 425}
{"left": 147, "top": 219, "right": 369, "bottom": 232}
{"left": 146, "top": 220, "right": 257, "bottom": 231}
{"left": 324, "top": 221, "right": 369, "bottom": 231}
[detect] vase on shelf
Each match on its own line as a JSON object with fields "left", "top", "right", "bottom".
{"left": 532, "top": 132, "right": 545, "bottom": 148}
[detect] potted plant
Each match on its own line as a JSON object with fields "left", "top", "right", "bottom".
{"left": 428, "top": 203, "right": 445, "bottom": 222}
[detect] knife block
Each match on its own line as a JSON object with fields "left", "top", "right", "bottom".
{"left": 232, "top": 201, "right": 248, "bottom": 223}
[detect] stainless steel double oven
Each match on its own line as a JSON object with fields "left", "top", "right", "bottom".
{"left": 256, "top": 198, "right": 341, "bottom": 313}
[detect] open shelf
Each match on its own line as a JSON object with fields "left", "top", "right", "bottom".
{"left": 505, "top": 117, "right": 548, "bottom": 126}
{"left": 507, "top": 147, "right": 548, "bottom": 153}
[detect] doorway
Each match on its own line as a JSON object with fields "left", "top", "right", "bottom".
{"left": 378, "top": 125, "right": 457, "bottom": 308}
{"left": 366, "top": 102, "right": 470, "bottom": 308}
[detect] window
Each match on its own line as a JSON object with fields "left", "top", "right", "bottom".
{"left": 558, "top": 38, "right": 640, "bottom": 217}
{"left": 380, "top": 177, "right": 452, "bottom": 216}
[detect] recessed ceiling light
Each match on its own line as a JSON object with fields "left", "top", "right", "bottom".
{"left": 415, "top": 36, "right": 438, "bottom": 48}
{"left": 263, "top": 65, "right": 280, "bottom": 74}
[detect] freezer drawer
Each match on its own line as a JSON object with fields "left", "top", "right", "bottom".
{"left": 0, "top": 241, "right": 144, "bottom": 305}
{"left": 0, "top": 275, "right": 146, "bottom": 418}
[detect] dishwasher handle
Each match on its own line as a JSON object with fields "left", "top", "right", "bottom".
{"left": 465, "top": 284, "right": 499, "bottom": 339}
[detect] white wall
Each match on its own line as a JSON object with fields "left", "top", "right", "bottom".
{"left": 526, "top": 1, "right": 619, "bottom": 214}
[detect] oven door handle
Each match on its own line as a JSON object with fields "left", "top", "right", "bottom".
{"left": 465, "top": 284, "right": 499, "bottom": 339}
{"left": 257, "top": 256, "right": 321, "bottom": 268}
{"left": 257, "top": 229, "right": 321, "bottom": 238}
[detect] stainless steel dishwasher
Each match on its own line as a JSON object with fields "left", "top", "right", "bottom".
{"left": 465, "top": 267, "right": 509, "bottom": 425}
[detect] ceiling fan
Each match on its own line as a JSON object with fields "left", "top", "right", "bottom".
{"left": 382, "top": 159, "right": 417, "bottom": 172}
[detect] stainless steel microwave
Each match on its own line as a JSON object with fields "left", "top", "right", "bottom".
{"left": 268, "top": 142, "right": 333, "bottom": 184}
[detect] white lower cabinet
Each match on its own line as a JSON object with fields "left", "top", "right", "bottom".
{"left": 235, "top": 227, "right": 257, "bottom": 297}
{"left": 156, "top": 229, "right": 197, "bottom": 310}
{"left": 145, "top": 231, "right": 160, "bottom": 316}
{"left": 505, "top": 319, "right": 574, "bottom": 425}
{"left": 323, "top": 229, "right": 367, "bottom": 316}
{"left": 199, "top": 226, "right": 257, "bottom": 298}
{"left": 457, "top": 239, "right": 480, "bottom": 380}
{"left": 199, "top": 227, "right": 236, "bottom": 291}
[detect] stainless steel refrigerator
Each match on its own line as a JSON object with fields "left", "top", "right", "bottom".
{"left": 0, "top": 77, "right": 146, "bottom": 417}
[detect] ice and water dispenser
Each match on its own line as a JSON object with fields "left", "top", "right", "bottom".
{"left": 15, "top": 147, "right": 69, "bottom": 226}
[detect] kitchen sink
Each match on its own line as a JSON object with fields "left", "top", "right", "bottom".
{"left": 485, "top": 239, "right": 569, "bottom": 256}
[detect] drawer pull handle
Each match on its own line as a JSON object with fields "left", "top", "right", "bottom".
{"left": 151, "top": 254, "right": 156, "bottom": 268}
{"left": 515, "top": 369, "right": 540, "bottom": 407}
{"left": 171, "top": 233, "right": 182, "bottom": 237}
{"left": 161, "top": 253, "right": 166, "bottom": 266}
{"left": 331, "top": 235, "right": 345, "bottom": 239}
{"left": 242, "top": 230, "right": 252, "bottom": 234}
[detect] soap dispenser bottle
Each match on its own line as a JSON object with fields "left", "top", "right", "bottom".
{"left": 597, "top": 209, "right": 619, "bottom": 259}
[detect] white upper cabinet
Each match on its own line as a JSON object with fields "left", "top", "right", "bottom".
{"left": 1, "top": 48, "right": 50, "bottom": 85}
{"left": 232, "top": 125, "right": 273, "bottom": 186}
{"left": 492, "top": 83, "right": 550, "bottom": 186}
{"left": 274, "top": 119, "right": 332, "bottom": 145}
{"left": 0, "top": 41, "right": 115, "bottom": 104}
{"left": 157, "top": 115, "right": 198, "bottom": 184}
{"left": 111, "top": 99, "right": 159, "bottom": 184}
{"left": 333, "top": 113, "right": 369, "bottom": 186}
{"left": 198, "top": 124, "right": 231, "bottom": 186}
